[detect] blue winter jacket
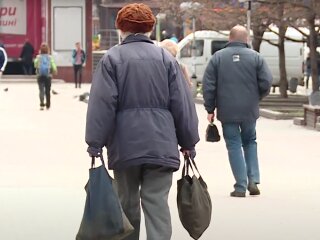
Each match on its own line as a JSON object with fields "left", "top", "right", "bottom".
{"left": 85, "top": 34, "right": 199, "bottom": 170}
{"left": 203, "top": 42, "right": 272, "bottom": 122}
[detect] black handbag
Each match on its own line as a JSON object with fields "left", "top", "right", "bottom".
{"left": 206, "top": 123, "right": 220, "bottom": 142}
{"left": 177, "top": 156, "right": 212, "bottom": 240}
{"left": 76, "top": 156, "right": 134, "bottom": 240}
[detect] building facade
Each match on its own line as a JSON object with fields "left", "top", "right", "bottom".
{"left": 0, "top": 0, "right": 92, "bottom": 82}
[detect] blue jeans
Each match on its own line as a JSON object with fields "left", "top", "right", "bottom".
{"left": 222, "top": 121, "right": 260, "bottom": 192}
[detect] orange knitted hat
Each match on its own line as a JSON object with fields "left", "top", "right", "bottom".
{"left": 116, "top": 3, "right": 156, "bottom": 33}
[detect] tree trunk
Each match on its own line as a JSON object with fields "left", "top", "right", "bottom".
{"left": 278, "top": 5, "right": 288, "bottom": 98}
{"left": 307, "top": 14, "right": 319, "bottom": 92}
{"left": 252, "top": 25, "right": 264, "bottom": 52}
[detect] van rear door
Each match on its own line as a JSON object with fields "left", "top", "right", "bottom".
{"left": 179, "top": 39, "right": 205, "bottom": 81}
{"left": 211, "top": 40, "right": 228, "bottom": 55}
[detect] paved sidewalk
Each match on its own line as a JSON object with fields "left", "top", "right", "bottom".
{"left": 0, "top": 83, "right": 319, "bottom": 240}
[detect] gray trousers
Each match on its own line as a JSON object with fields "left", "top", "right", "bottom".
{"left": 114, "top": 164, "right": 173, "bottom": 240}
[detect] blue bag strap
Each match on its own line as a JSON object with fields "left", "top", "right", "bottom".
{"left": 91, "top": 155, "right": 105, "bottom": 168}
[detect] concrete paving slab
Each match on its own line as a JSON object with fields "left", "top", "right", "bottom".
{"left": 0, "top": 83, "right": 319, "bottom": 240}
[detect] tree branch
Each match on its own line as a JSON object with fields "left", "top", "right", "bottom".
{"left": 255, "top": 0, "right": 312, "bottom": 10}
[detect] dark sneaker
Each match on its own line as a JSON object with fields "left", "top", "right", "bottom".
{"left": 248, "top": 183, "right": 260, "bottom": 195}
{"left": 230, "top": 191, "right": 246, "bottom": 197}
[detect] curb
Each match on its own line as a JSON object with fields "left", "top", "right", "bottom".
{"left": 259, "top": 108, "right": 298, "bottom": 120}
{"left": 195, "top": 97, "right": 304, "bottom": 120}
{"left": 1, "top": 78, "right": 65, "bottom": 83}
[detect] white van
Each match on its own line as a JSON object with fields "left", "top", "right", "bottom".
{"left": 177, "top": 29, "right": 306, "bottom": 95}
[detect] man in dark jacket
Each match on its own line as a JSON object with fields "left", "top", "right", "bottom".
{"left": 20, "top": 39, "right": 34, "bottom": 75}
{"left": 0, "top": 43, "right": 8, "bottom": 91}
{"left": 85, "top": 3, "right": 199, "bottom": 240}
{"left": 203, "top": 25, "right": 272, "bottom": 198}
{"left": 0, "top": 43, "right": 7, "bottom": 75}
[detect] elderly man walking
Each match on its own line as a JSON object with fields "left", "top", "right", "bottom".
{"left": 203, "top": 25, "right": 272, "bottom": 197}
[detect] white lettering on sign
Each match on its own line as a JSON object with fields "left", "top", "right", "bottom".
{"left": 0, "top": 0, "right": 26, "bottom": 35}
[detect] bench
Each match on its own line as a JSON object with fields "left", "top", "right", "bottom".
{"left": 303, "top": 104, "right": 320, "bottom": 128}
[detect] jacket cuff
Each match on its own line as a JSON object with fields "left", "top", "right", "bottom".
{"left": 205, "top": 106, "right": 215, "bottom": 114}
{"left": 87, "top": 146, "right": 102, "bottom": 157}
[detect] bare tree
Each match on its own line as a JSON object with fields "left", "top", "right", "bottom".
{"left": 263, "top": 0, "right": 320, "bottom": 92}
{"left": 277, "top": 4, "right": 289, "bottom": 98}
{"left": 265, "top": 1, "right": 291, "bottom": 98}
{"left": 251, "top": 3, "right": 273, "bottom": 52}
{"left": 159, "top": 0, "right": 319, "bottom": 94}
{"left": 290, "top": 0, "right": 320, "bottom": 92}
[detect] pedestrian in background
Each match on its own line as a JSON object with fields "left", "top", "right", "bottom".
{"left": 34, "top": 43, "right": 57, "bottom": 110}
{"left": 159, "top": 39, "right": 193, "bottom": 88}
{"left": 20, "top": 39, "right": 35, "bottom": 75}
{"left": 203, "top": 25, "right": 272, "bottom": 198}
{"left": 317, "top": 51, "right": 320, "bottom": 90}
{"left": 304, "top": 54, "right": 311, "bottom": 89}
{"left": 85, "top": 3, "right": 199, "bottom": 239}
{"left": 169, "top": 34, "right": 178, "bottom": 43}
{"left": 72, "top": 42, "right": 86, "bottom": 88}
{"left": 0, "top": 43, "right": 8, "bottom": 77}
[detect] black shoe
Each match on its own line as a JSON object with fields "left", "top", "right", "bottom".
{"left": 248, "top": 183, "right": 260, "bottom": 195}
{"left": 230, "top": 191, "right": 246, "bottom": 197}
{"left": 40, "top": 107, "right": 44, "bottom": 111}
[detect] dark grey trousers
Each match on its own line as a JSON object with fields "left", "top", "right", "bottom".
{"left": 37, "top": 76, "right": 51, "bottom": 108}
{"left": 114, "top": 164, "right": 173, "bottom": 240}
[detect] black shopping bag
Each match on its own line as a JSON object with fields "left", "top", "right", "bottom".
{"left": 76, "top": 156, "right": 134, "bottom": 240}
{"left": 205, "top": 123, "right": 220, "bottom": 142}
{"left": 177, "top": 155, "right": 212, "bottom": 239}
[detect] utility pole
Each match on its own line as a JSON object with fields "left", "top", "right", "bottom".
{"left": 239, "top": 0, "right": 252, "bottom": 44}
{"left": 191, "top": 15, "right": 197, "bottom": 79}
{"left": 247, "top": 0, "right": 252, "bottom": 44}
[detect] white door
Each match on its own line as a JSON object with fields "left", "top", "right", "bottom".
{"left": 179, "top": 39, "right": 206, "bottom": 82}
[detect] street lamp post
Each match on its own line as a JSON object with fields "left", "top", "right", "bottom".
{"left": 247, "top": 0, "right": 252, "bottom": 44}
{"left": 191, "top": 15, "right": 196, "bottom": 79}
{"left": 156, "top": 13, "right": 166, "bottom": 42}
{"left": 239, "top": 0, "right": 252, "bottom": 44}
{"left": 247, "top": 0, "right": 251, "bottom": 34}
